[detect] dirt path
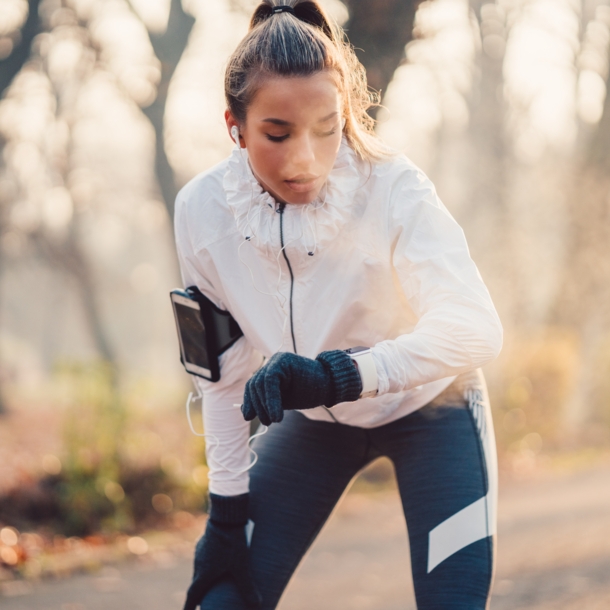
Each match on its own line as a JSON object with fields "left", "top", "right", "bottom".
{"left": 3, "top": 462, "right": 610, "bottom": 609}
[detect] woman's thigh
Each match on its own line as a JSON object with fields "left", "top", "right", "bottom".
{"left": 372, "top": 370, "right": 497, "bottom": 610}
{"left": 201, "top": 411, "right": 369, "bottom": 610}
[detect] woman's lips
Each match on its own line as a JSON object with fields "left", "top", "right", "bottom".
{"left": 284, "top": 177, "right": 319, "bottom": 193}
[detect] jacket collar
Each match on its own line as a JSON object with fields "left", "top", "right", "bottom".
{"left": 222, "top": 138, "right": 364, "bottom": 256}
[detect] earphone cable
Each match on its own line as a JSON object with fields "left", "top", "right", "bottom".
{"left": 186, "top": 386, "right": 268, "bottom": 475}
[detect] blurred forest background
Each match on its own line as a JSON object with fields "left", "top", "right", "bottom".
{"left": 0, "top": 0, "right": 609, "bottom": 572}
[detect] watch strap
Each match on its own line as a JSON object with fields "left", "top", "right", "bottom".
{"left": 345, "top": 347, "right": 378, "bottom": 398}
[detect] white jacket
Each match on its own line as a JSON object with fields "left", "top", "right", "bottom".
{"left": 174, "top": 140, "right": 503, "bottom": 496}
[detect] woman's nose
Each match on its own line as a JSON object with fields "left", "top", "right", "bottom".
{"left": 290, "top": 134, "right": 316, "bottom": 169}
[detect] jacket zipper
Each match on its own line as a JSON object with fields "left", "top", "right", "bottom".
{"left": 278, "top": 203, "right": 298, "bottom": 354}
{"left": 279, "top": 203, "right": 339, "bottom": 424}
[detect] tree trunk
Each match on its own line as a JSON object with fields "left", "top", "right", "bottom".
{"left": 551, "top": 9, "right": 610, "bottom": 431}
{"left": 461, "top": 0, "right": 511, "bottom": 318}
{"left": 0, "top": 0, "right": 42, "bottom": 414}
{"left": 25, "top": 1, "right": 119, "bottom": 379}
{"left": 34, "top": 230, "right": 117, "bottom": 369}
{"left": 135, "top": 0, "right": 195, "bottom": 223}
{"left": 553, "top": 17, "right": 610, "bottom": 325}
{"left": 584, "top": 14, "right": 610, "bottom": 174}
{"left": 0, "top": 0, "right": 42, "bottom": 98}
{"left": 342, "top": 0, "right": 421, "bottom": 117}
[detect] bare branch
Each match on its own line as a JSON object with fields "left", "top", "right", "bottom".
{"left": 0, "top": 0, "right": 43, "bottom": 99}
{"left": 129, "top": 0, "right": 196, "bottom": 222}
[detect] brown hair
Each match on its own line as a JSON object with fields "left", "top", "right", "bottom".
{"left": 225, "top": 0, "right": 390, "bottom": 162}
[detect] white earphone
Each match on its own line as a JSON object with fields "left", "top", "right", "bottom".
{"left": 231, "top": 125, "right": 240, "bottom": 145}
{"left": 185, "top": 386, "right": 268, "bottom": 475}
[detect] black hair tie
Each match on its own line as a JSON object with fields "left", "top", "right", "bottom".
{"left": 272, "top": 5, "right": 295, "bottom": 15}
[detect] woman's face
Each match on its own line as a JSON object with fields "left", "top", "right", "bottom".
{"left": 225, "top": 71, "right": 343, "bottom": 205}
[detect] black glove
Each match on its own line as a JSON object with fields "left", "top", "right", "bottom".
{"left": 183, "top": 493, "right": 261, "bottom": 610}
{"left": 241, "top": 350, "right": 362, "bottom": 426}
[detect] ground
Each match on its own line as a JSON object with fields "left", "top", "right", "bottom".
{"left": 2, "top": 458, "right": 610, "bottom": 609}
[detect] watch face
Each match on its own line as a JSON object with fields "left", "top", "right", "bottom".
{"left": 345, "top": 346, "right": 369, "bottom": 355}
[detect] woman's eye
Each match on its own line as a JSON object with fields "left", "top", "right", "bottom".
{"left": 314, "top": 128, "right": 338, "bottom": 137}
{"left": 266, "top": 134, "right": 289, "bottom": 142}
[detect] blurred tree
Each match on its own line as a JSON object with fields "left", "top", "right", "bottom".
{"left": 0, "top": 0, "right": 43, "bottom": 413}
{"left": 341, "top": 0, "right": 423, "bottom": 116}
{"left": 0, "top": 0, "right": 199, "bottom": 388}
{"left": 127, "top": 0, "right": 195, "bottom": 222}
{"left": 462, "top": 0, "right": 512, "bottom": 314}
{"left": 587, "top": 51, "right": 610, "bottom": 171}
{"left": 0, "top": 0, "right": 42, "bottom": 97}
{"left": 552, "top": 1, "right": 610, "bottom": 429}
{"left": 1, "top": 1, "right": 117, "bottom": 374}
{"left": 38, "top": 4, "right": 117, "bottom": 369}
{"left": 467, "top": 0, "right": 508, "bottom": 210}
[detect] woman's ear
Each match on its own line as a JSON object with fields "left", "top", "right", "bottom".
{"left": 225, "top": 110, "right": 244, "bottom": 148}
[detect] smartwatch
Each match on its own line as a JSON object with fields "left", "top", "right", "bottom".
{"left": 344, "top": 347, "right": 379, "bottom": 399}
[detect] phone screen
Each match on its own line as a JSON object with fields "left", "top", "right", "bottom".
{"left": 174, "top": 302, "right": 209, "bottom": 369}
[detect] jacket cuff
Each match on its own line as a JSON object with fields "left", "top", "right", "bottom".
{"left": 370, "top": 348, "right": 390, "bottom": 395}
{"left": 316, "top": 350, "right": 362, "bottom": 406}
{"left": 209, "top": 492, "right": 249, "bottom": 526}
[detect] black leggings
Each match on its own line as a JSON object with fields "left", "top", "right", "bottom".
{"left": 201, "top": 370, "right": 497, "bottom": 610}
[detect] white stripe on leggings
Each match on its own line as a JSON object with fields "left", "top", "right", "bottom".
{"left": 427, "top": 387, "right": 498, "bottom": 573}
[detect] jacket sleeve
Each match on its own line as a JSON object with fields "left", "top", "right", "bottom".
{"left": 371, "top": 172, "right": 503, "bottom": 395}
{"left": 175, "top": 193, "right": 262, "bottom": 496}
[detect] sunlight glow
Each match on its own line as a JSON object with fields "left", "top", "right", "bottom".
{"left": 43, "top": 187, "right": 74, "bottom": 230}
{"left": 504, "top": 0, "right": 580, "bottom": 158}
{"left": 0, "top": 0, "right": 28, "bottom": 37}
{"left": 128, "top": 0, "right": 171, "bottom": 34}
{"left": 377, "top": 0, "right": 474, "bottom": 168}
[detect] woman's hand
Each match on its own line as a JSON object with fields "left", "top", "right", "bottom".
{"left": 184, "top": 493, "right": 261, "bottom": 610}
{"left": 241, "top": 350, "right": 362, "bottom": 425}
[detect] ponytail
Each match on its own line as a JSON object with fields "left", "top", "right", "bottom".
{"left": 225, "top": 0, "right": 391, "bottom": 163}
{"left": 250, "top": 1, "right": 336, "bottom": 41}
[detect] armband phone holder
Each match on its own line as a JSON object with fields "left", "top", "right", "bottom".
{"left": 170, "top": 286, "right": 243, "bottom": 381}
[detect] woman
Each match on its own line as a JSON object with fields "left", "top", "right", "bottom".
{"left": 175, "top": 2, "right": 503, "bottom": 608}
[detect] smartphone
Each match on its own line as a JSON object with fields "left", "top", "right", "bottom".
{"left": 171, "top": 290, "right": 214, "bottom": 380}
{"left": 170, "top": 287, "right": 243, "bottom": 382}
